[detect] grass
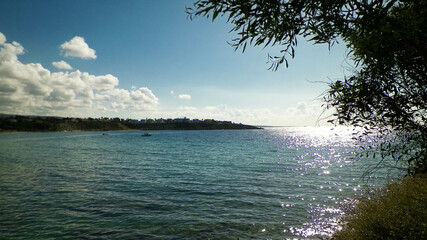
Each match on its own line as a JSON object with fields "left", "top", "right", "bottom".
{"left": 332, "top": 174, "right": 427, "bottom": 240}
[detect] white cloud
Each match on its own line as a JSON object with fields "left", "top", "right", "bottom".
{"left": 0, "top": 32, "right": 6, "bottom": 45}
{"left": 52, "top": 60, "right": 73, "bottom": 70}
{"left": 170, "top": 90, "right": 174, "bottom": 94}
{"left": 178, "top": 106, "right": 197, "bottom": 112}
{"left": 0, "top": 39, "right": 24, "bottom": 62}
{"left": 157, "top": 102, "right": 328, "bottom": 126}
{"left": 60, "top": 36, "right": 97, "bottom": 59}
{"left": 0, "top": 32, "right": 158, "bottom": 117}
{"left": 178, "top": 94, "right": 191, "bottom": 100}
{"left": 109, "top": 87, "right": 158, "bottom": 111}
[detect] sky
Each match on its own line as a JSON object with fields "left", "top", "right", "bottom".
{"left": 0, "top": 0, "right": 352, "bottom": 126}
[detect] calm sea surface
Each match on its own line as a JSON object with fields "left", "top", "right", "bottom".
{"left": 0, "top": 127, "right": 397, "bottom": 239}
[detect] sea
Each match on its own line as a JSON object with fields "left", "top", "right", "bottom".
{"left": 0, "top": 127, "right": 400, "bottom": 239}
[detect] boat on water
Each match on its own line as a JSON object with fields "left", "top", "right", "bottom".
{"left": 141, "top": 133, "right": 152, "bottom": 137}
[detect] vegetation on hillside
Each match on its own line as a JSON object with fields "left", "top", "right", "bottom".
{"left": 0, "top": 115, "right": 260, "bottom": 132}
{"left": 333, "top": 175, "right": 427, "bottom": 239}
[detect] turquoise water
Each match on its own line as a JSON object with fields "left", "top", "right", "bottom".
{"left": 0, "top": 127, "right": 393, "bottom": 239}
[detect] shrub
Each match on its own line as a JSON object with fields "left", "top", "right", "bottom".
{"left": 333, "top": 175, "right": 427, "bottom": 240}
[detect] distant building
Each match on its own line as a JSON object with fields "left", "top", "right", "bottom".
{"left": 174, "top": 117, "right": 190, "bottom": 123}
{"left": 155, "top": 119, "right": 164, "bottom": 123}
{"left": 127, "top": 119, "right": 139, "bottom": 124}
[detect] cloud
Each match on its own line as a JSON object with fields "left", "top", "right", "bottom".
{"left": 158, "top": 102, "right": 327, "bottom": 126}
{"left": 0, "top": 39, "right": 24, "bottom": 62}
{"left": 0, "top": 32, "right": 6, "bottom": 45}
{"left": 110, "top": 87, "right": 158, "bottom": 111}
{"left": 0, "top": 32, "right": 158, "bottom": 117}
{"left": 178, "top": 94, "right": 191, "bottom": 100}
{"left": 52, "top": 60, "right": 73, "bottom": 70}
{"left": 60, "top": 36, "right": 97, "bottom": 59}
{"left": 284, "top": 102, "right": 319, "bottom": 117}
{"left": 170, "top": 90, "right": 174, "bottom": 94}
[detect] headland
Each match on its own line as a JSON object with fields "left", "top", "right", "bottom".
{"left": 0, "top": 114, "right": 261, "bottom": 132}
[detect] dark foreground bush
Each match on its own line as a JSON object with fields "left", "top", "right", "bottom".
{"left": 333, "top": 175, "right": 427, "bottom": 240}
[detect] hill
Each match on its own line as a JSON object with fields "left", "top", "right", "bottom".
{"left": 0, "top": 115, "right": 261, "bottom": 132}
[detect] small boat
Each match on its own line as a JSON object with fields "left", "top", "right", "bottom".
{"left": 141, "top": 133, "right": 152, "bottom": 137}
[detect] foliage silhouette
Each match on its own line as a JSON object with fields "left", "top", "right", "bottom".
{"left": 187, "top": 0, "right": 426, "bottom": 175}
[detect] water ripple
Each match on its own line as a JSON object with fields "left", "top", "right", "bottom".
{"left": 0, "top": 128, "right": 398, "bottom": 239}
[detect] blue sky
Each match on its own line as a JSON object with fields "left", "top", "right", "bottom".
{"left": 0, "top": 0, "right": 351, "bottom": 126}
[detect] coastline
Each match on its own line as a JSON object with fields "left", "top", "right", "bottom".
{"left": 0, "top": 127, "right": 262, "bottom": 134}
{"left": 0, "top": 115, "right": 261, "bottom": 133}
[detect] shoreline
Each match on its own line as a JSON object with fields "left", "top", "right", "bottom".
{"left": 0, "top": 127, "right": 263, "bottom": 134}
{"left": 0, "top": 115, "right": 261, "bottom": 133}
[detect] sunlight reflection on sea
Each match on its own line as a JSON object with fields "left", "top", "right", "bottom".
{"left": 0, "top": 127, "right": 400, "bottom": 239}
